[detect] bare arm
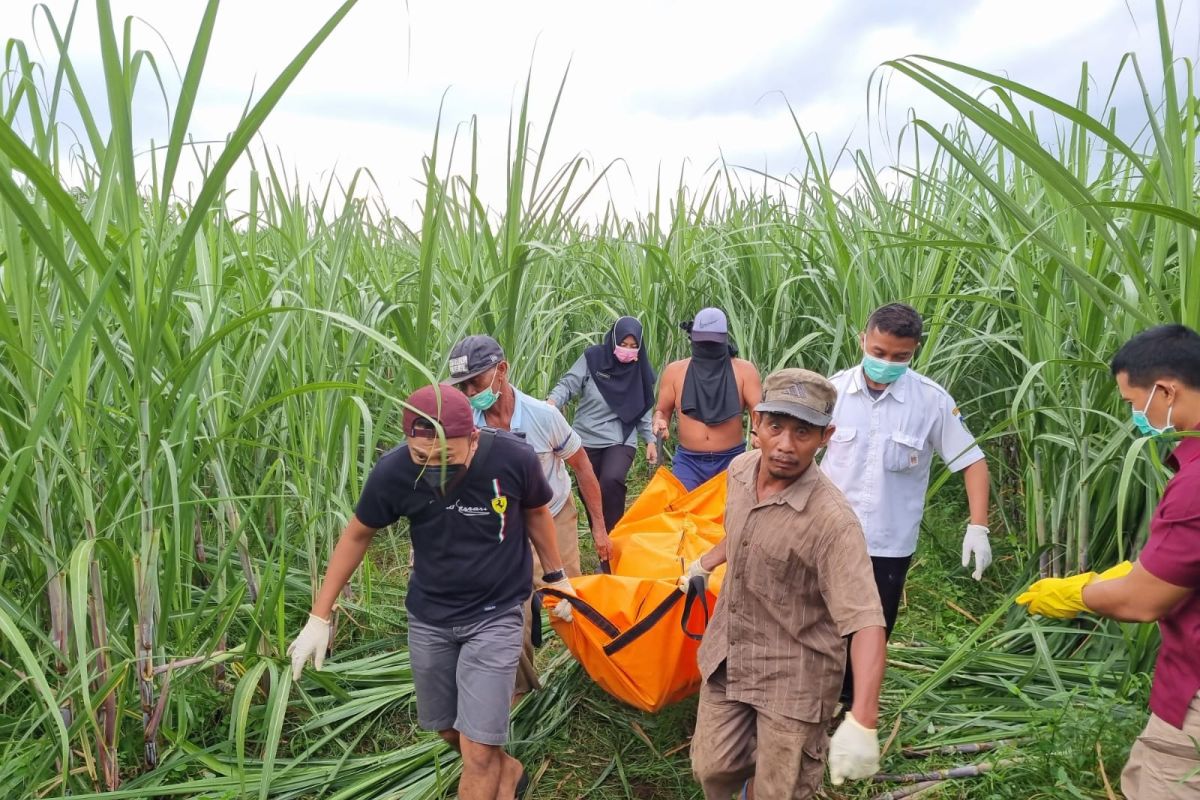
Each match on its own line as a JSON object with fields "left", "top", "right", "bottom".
{"left": 699, "top": 538, "right": 728, "bottom": 571}
{"left": 525, "top": 504, "right": 565, "bottom": 575}
{"left": 565, "top": 447, "right": 611, "bottom": 560}
{"left": 739, "top": 360, "right": 763, "bottom": 411}
{"left": 311, "top": 515, "right": 377, "bottom": 619}
{"left": 848, "top": 625, "right": 886, "bottom": 728}
{"left": 963, "top": 459, "right": 990, "bottom": 527}
{"left": 653, "top": 362, "right": 680, "bottom": 438}
{"left": 1082, "top": 561, "right": 1192, "bottom": 623}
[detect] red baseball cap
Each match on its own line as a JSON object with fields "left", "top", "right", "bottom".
{"left": 402, "top": 384, "right": 475, "bottom": 439}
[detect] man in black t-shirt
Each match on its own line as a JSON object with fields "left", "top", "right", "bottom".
{"left": 287, "top": 383, "right": 574, "bottom": 800}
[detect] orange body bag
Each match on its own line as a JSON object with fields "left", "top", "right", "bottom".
{"left": 540, "top": 468, "right": 727, "bottom": 712}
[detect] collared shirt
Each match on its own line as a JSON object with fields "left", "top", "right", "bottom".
{"left": 1139, "top": 434, "right": 1200, "bottom": 729}
{"left": 821, "top": 367, "right": 985, "bottom": 557}
{"left": 697, "top": 451, "right": 885, "bottom": 723}
{"left": 548, "top": 354, "right": 654, "bottom": 448}
{"left": 474, "top": 387, "right": 582, "bottom": 515}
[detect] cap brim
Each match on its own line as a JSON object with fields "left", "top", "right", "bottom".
{"left": 754, "top": 401, "right": 831, "bottom": 427}
{"left": 691, "top": 331, "right": 728, "bottom": 343}
{"left": 415, "top": 425, "right": 476, "bottom": 438}
{"left": 445, "top": 364, "right": 493, "bottom": 385}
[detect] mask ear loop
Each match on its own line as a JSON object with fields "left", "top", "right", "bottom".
{"left": 1140, "top": 384, "right": 1160, "bottom": 416}
{"left": 490, "top": 366, "right": 507, "bottom": 401}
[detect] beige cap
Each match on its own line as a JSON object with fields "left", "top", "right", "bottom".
{"left": 755, "top": 368, "right": 837, "bottom": 427}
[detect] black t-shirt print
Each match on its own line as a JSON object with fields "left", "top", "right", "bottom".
{"left": 354, "top": 430, "right": 553, "bottom": 626}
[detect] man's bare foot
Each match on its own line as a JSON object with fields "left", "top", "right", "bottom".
{"left": 497, "top": 752, "right": 524, "bottom": 799}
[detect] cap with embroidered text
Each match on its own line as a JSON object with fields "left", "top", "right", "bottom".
{"left": 447, "top": 335, "right": 505, "bottom": 384}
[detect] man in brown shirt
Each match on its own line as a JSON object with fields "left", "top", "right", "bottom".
{"left": 685, "top": 369, "right": 888, "bottom": 799}
{"left": 653, "top": 308, "right": 763, "bottom": 490}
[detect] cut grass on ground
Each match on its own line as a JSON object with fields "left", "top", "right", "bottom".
{"left": 353, "top": 472, "right": 1149, "bottom": 800}
{"left": 526, "top": 508, "right": 1146, "bottom": 799}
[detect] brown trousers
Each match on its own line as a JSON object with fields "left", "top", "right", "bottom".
{"left": 514, "top": 502, "right": 581, "bottom": 695}
{"left": 691, "top": 664, "right": 829, "bottom": 800}
{"left": 1121, "top": 692, "right": 1200, "bottom": 799}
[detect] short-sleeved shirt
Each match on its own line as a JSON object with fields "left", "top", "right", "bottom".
{"left": 1138, "top": 434, "right": 1200, "bottom": 729}
{"left": 547, "top": 354, "right": 654, "bottom": 448}
{"left": 821, "top": 366, "right": 985, "bottom": 557}
{"left": 354, "top": 430, "right": 553, "bottom": 626}
{"left": 474, "top": 387, "right": 581, "bottom": 515}
{"left": 697, "top": 451, "right": 886, "bottom": 723}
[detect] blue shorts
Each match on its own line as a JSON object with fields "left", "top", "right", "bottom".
{"left": 672, "top": 443, "right": 745, "bottom": 491}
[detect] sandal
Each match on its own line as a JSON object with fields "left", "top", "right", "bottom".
{"left": 515, "top": 769, "right": 530, "bottom": 799}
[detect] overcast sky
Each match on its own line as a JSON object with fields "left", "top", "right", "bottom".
{"left": 3, "top": 1, "right": 1197, "bottom": 223}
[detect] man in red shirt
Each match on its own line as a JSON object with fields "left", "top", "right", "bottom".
{"left": 1017, "top": 324, "right": 1200, "bottom": 798}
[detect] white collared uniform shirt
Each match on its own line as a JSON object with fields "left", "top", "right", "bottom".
{"left": 820, "top": 367, "right": 984, "bottom": 558}
{"left": 474, "top": 387, "right": 581, "bottom": 516}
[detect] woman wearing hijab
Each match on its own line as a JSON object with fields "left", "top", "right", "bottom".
{"left": 548, "top": 317, "right": 658, "bottom": 532}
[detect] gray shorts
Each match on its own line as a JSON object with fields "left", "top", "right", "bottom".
{"left": 407, "top": 604, "right": 524, "bottom": 745}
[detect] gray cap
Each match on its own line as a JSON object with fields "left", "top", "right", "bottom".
{"left": 691, "top": 307, "right": 728, "bottom": 343}
{"left": 447, "top": 335, "right": 505, "bottom": 384}
{"left": 755, "top": 368, "right": 837, "bottom": 427}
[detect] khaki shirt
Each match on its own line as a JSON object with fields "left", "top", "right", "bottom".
{"left": 697, "top": 451, "right": 885, "bottom": 722}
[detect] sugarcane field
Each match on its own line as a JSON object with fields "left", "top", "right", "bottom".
{"left": 3, "top": 0, "right": 1200, "bottom": 798}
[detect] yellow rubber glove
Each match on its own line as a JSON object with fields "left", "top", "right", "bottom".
{"left": 1096, "top": 560, "right": 1133, "bottom": 581}
{"left": 1015, "top": 561, "right": 1133, "bottom": 618}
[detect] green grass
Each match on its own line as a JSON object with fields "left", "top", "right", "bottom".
{"left": 512, "top": 492, "right": 1148, "bottom": 800}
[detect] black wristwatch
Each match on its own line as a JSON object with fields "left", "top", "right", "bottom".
{"left": 542, "top": 569, "right": 566, "bottom": 584}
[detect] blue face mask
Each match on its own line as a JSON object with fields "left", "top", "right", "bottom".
{"left": 1131, "top": 384, "right": 1175, "bottom": 437}
{"left": 862, "top": 353, "right": 910, "bottom": 385}
{"left": 469, "top": 373, "right": 500, "bottom": 411}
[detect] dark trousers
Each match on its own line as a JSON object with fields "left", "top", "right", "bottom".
{"left": 840, "top": 554, "right": 912, "bottom": 705}
{"left": 584, "top": 445, "right": 636, "bottom": 532}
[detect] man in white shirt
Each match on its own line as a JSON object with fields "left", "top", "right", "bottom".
{"left": 821, "top": 303, "right": 991, "bottom": 703}
{"left": 448, "top": 334, "right": 608, "bottom": 698}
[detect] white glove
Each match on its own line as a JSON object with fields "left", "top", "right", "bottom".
{"left": 287, "top": 613, "right": 331, "bottom": 681}
{"left": 961, "top": 524, "right": 992, "bottom": 581}
{"left": 550, "top": 598, "right": 574, "bottom": 623}
{"left": 545, "top": 577, "right": 575, "bottom": 596}
{"left": 828, "top": 711, "right": 880, "bottom": 785}
{"left": 545, "top": 577, "right": 576, "bottom": 622}
{"left": 677, "top": 557, "right": 712, "bottom": 592}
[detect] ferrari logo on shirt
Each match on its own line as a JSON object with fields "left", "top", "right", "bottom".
{"left": 491, "top": 479, "right": 508, "bottom": 541}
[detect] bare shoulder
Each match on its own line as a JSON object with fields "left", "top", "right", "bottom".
{"left": 662, "top": 359, "right": 689, "bottom": 380}
{"left": 732, "top": 358, "right": 761, "bottom": 379}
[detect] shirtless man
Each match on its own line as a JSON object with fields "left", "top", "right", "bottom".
{"left": 653, "top": 307, "right": 762, "bottom": 490}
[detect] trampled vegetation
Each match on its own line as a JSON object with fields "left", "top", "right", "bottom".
{"left": 1, "top": 0, "right": 1197, "bottom": 797}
